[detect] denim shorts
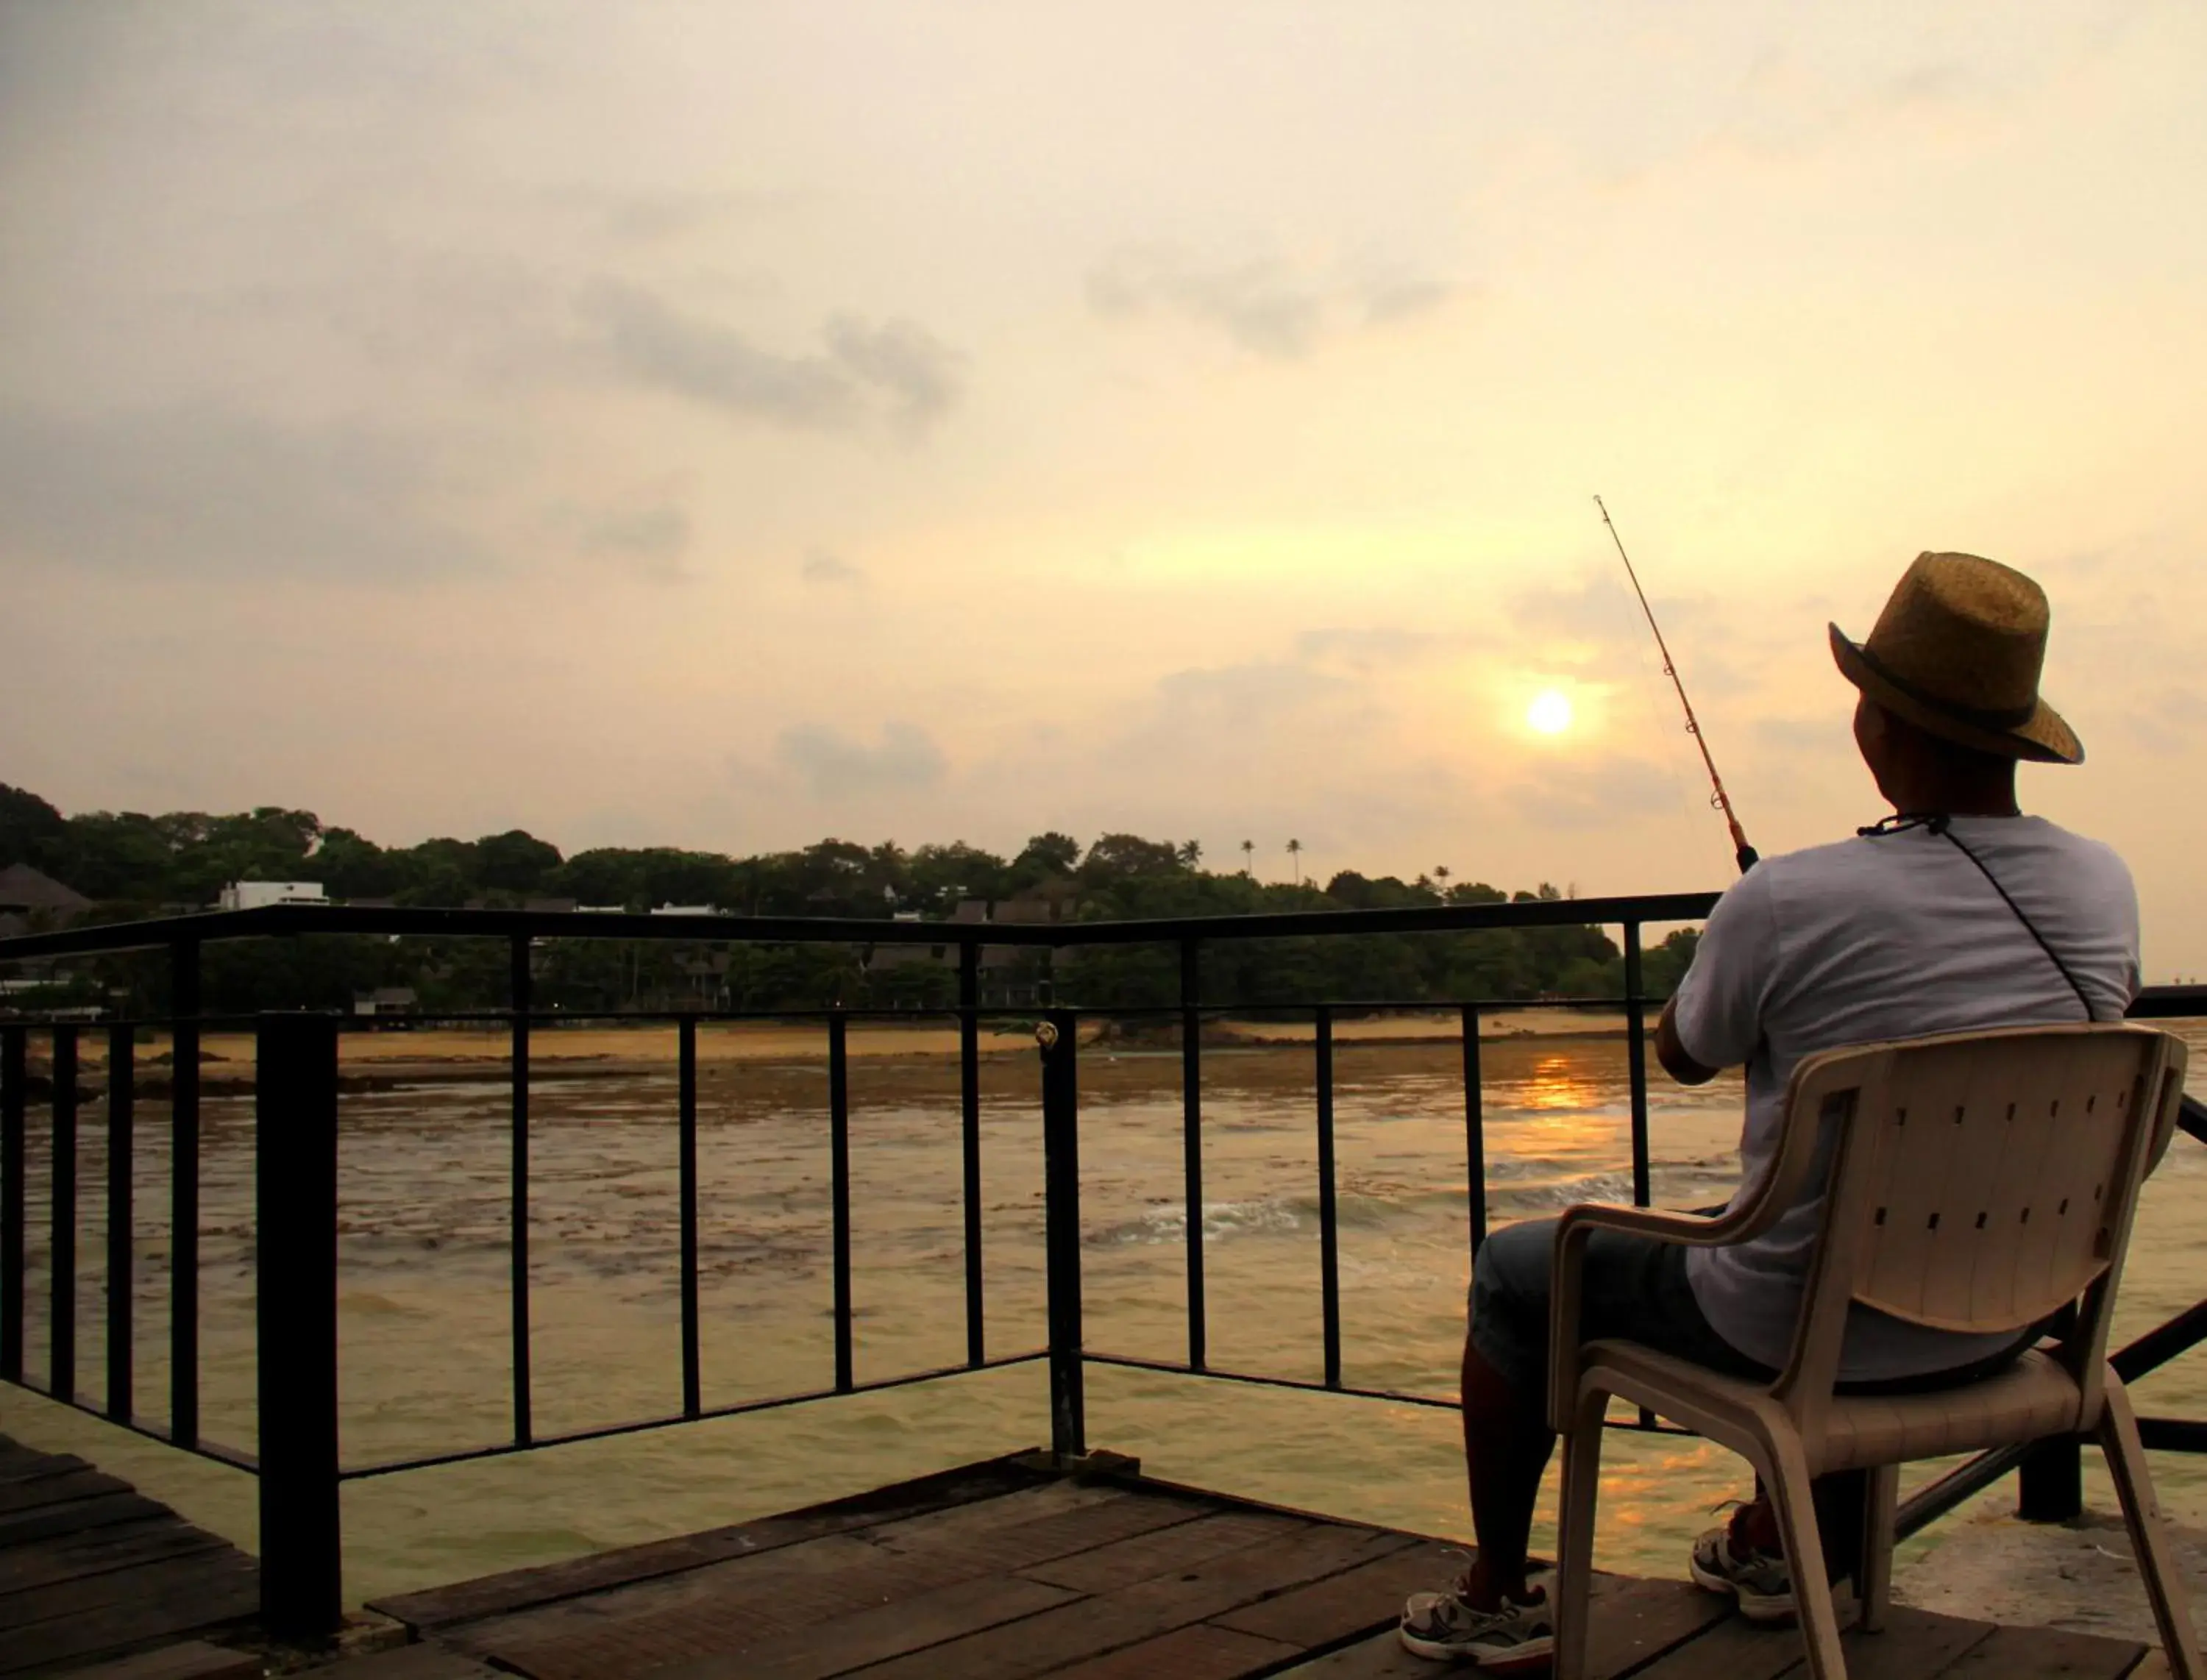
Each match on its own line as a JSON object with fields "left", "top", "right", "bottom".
{"left": 1470, "top": 1215, "right": 2041, "bottom": 1400}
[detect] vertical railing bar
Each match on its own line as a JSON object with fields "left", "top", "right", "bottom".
{"left": 49, "top": 1027, "right": 77, "bottom": 1403}
{"left": 1315, "top": 1004, "right": 1341, "bottom": 1391}
{"left": 107, "top": 1024, "right": 134, "bottom": 1421}
{"left": 959, "top": 942, "right": 984, "bottom": 1368}
{"left": 1623, "top": 922, "right": 1655, "bottom": 1429}
{"left": 1462, "top": 1004, "right": 1487, "bottom": 1261}
{"left": 508, "top": 933, "right": 533, "bottom": 1449}
{"left": 678, "top": 1014, "right": 701, "bottom": 1420}
{"left": 1039, "top": 1011, "right": 1085, "bottom": 1460}
{"left": 0, "top": 1025, "right": 24, "bottom": 1384}
{"left": 829, "top": 1011, "right": 853, "bottom": 1394}
{"left": 1179, "top": 939, "right": 1207, "bottom": 1373}
{"left": 171, "top": 941, "right": 200, "bottom": 1450}
{"left": 256, "top": 1012, "right": 343, "bottom": 1638}
{"left": 1624, "top": 923, "right": 1651, "bottom": 1209}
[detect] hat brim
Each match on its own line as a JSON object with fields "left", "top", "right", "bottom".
{"left": 1830, "top": 624, "right": 2083, "bottom": 765}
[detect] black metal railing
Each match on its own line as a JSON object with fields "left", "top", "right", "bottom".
{"left": 3, "top": 897, "right": 2203, "bottom": 1637}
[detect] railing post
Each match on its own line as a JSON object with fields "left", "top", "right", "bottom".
{"left": 828, "top": 1010, "right": 853, "bottom": 1393}
{"left": 107, "top": 1023, "right": 135, "bottom": 1423}
{"left": 49, "top": 1026, "right": 77, "bottom": 1403}
{"left": 1037, "top": 1013, "right": 1085, "bottom": 1462}
{"left": 170, "top": 939, "right": 200, "bottom": 1450}
{"left": 677, "top": 1014, "right": 700, "bottom": 1420}
{"left": 959, "top": 942, "right": 985, "bottom": 1367}
{"left": 508, "top": 933, "right": 532, "bottom": 1448}
{"left": 1179, "top": 939, "right": 1206, "bottom": 1372}
{"left": 1315, "top": 1005, "right": 1341, "bottom": 1389}
{"left": 255, "top": 1012, "right": 342, "bottom": 1640}
{"left": 1, "top": 1025, "right": 24, "bottom": 1383}
{"left": 1622, "top": 924, "right": 1652, "bottom": 1209}
{"left": 2017, "top": 1437, "right": 2083, "bottom": 1523}
{"left": 1461, "top": 1005, "right": 1487, "bottom": 1261}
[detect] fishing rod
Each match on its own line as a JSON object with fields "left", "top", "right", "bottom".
{"left": 1594, "top": 496, "right": 1758, "bottom": 875}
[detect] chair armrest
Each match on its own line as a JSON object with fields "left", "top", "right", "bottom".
{"left": 1546, "top": 1205, "right": 1732, "bottom": 1431}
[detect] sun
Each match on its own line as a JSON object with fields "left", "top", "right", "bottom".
{"left": 1527, "top": 688, "right": 1574, "bottom": 736}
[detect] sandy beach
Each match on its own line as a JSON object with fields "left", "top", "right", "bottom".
{"left": 22, "top": 1008, "right": 1635, "bottom": 1088}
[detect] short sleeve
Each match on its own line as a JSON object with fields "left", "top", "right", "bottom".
{"left": 1668, "top": 866, "right": 1780, "bottom": 1070}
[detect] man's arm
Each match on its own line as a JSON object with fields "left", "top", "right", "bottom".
{"left": 1656, "top": 994, "right": 1721, "bottom": 1085}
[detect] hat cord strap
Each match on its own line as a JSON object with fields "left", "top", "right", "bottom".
{"left": 1858, "top": 813, "right": 2097, "bottom": 1021}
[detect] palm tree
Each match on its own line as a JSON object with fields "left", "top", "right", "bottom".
{"left": 1436, "top": 864, "right": 1451, "bottom": 899}
{"left": 1240, "top": 839, "right": 1254, "bottom": 877}
{"left": 1286, "top": 838, "right": 1303, "bottom": 885}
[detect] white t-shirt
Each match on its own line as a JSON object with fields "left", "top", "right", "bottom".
{"left": 1670, "top": 815, "right": 2140, "bottom": 1381}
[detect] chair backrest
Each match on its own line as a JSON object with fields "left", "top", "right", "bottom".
{"left": 1763, "top": 1024, "right": 2187, "bottom": 1420}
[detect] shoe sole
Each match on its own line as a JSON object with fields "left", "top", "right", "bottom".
{"left": 1398, "top": 1624, "right": 1557, "bottom": 1667}
{"left": 1688, "top": 1553, "right": 1796, "bottom": 1624}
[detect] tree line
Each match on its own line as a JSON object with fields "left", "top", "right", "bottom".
{"left": 0, "top": 783, "right": 1699, "bottom": 1015}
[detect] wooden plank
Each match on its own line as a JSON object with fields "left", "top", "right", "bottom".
{"left": 0, "top": 1451, "right": 93, "bottom": 1484}
{"left": 1280, "top": 1571, "right": 1739, "bottom": 1677}
{"left": 854, "top": 1523, "right": 1415, "bottom": 1680}
{"left": 1581, "top": 1574, "right": 1738, "bottom": 1679}
{"left": 0, "top": 1560, "right": 259, "bottom": 1676}
{"left": 864, "top": 1478, "right": 1138, "bottom": 1555}
{"left": 372, "top": 1453, "right": 1048, "bottom": 1632}
{"left": 0, "top": 1516, "right": 232, "bottom": 1594}
{"left": 0, "top": 1547, "right": 257, "bottom": 1636}
{"left": 1045, "top": 1622, "right": 1301, "bottom": 1680}
{"left": 448, "top": 1534, "right": 887, "bottom": 1660}
{"left": 1020, "top": 1510, "right": 1307, "bottom": 1594}
{"left": 1262, "top": 1628, "right": 1432, "bottom": 1677}
{"left": 313, "top": 1642, "right": 508, "bottom": 1677}
{"left": 0, "top": 1488, "right": 171, "bottom": 1548}
{"left": 628, "top": 1575, "right": 1081, "bottom": 1680}
{"left": 51, "top": 1640, "right": 261, "bottom": 1680}
{"left": 0, "top": 1464, "right": 134, "bottom": 1515}
{"left": 463, "top": 1491, "right": 1206, "bottom": 1673}
{"left": 1207, "top": 1537, "right": 1458, "bottom": 1650}
{"left": 1938, "top": 1622, "right": 2152, "bottom": 1679}
{"left": 1630, "top": 1612, "right": 1808, "bottom": 1680}
{"left": 1782, "top": 1605, "right": 1997, "bottom": 1680}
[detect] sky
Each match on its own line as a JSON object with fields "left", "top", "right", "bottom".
{"left": 4, "top": 2, "right": 2206, "bottom": 972}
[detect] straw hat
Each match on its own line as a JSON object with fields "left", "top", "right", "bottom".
{"left": 1829, "top": 552, "right": 2081, "bottom": 764}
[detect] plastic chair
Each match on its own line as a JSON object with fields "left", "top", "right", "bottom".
{"left": 1546, "top": 1023, "right": 2200, "bottom": 1680}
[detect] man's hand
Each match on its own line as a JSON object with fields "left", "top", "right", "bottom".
{"left": 1655, "top": 996, "right": 1721, "bottom": 1085}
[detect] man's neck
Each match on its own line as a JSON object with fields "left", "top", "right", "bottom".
{"left": 1888, "top": 781, "right": 2020, "bottom": 819}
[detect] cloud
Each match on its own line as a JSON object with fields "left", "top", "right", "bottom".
{"left": 1506, "top": 753, "right": 1683, "bottom": 832}
{"left": 773, "top": 721, "right": 948, "bottom": 800}
{"left": 1087, "top": 248, "right": 1463, "bottom": 360}
{"left": 0, "top": 405, "right": 486, "bottom": 580}
{"left": 580, "top": 282, "right": 964, "bottom": 436}
{"left": 575, "top": 500, "right": 691, "bottom": 577}
{"left": 801, "top": 548, "right": 866, "bottom": 585}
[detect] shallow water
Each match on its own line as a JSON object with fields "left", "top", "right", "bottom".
{"left": 4, "top": 1019, "right": 2204, "bottom": 1608}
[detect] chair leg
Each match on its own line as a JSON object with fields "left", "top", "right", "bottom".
{"left": 2097, "top": 1376, "right": 2203, "bottom": 1680}
{"left": 1768, "top": 1436, "right": 1849, "bottom": 1680}
{"left": 1552, "top": 1387, "right": 1610, "bottom": 1680}
{"left": 1856, "top": 1464, "right": 1899, "bottom": 1634}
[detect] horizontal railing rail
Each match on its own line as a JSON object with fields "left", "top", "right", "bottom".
{"left": 3, "top": 905, "right": 2203, "bottom": 1637}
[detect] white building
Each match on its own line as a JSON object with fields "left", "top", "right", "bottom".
{"left": 218, "top": 880, "right": 328, "bottom": 911}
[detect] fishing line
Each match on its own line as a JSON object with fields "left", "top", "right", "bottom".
{"left": 1594, "top": 496, "right": 1759, "bottom": 875}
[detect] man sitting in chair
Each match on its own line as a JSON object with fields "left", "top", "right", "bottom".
{"left": 1400, "top": 552, "right": 2141, "bottom": 1667}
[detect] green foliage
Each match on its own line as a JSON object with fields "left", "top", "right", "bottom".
{"left": 4, "top": 782, "right": 1707, "bottom": 1015}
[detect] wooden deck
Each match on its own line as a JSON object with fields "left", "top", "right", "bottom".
{"left": 361, "top": 1453, "right": 2161, "bottom": 1680}
{"left": 0, "top": 1432, "right": 257, "bottom": 1676}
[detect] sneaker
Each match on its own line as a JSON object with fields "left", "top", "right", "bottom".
{"left": 1399, "top": 1584, "right": 1555, "bottom": 1667}
{"left": 1689, "top": 1523, "right": 1794, "bottom": 1623}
